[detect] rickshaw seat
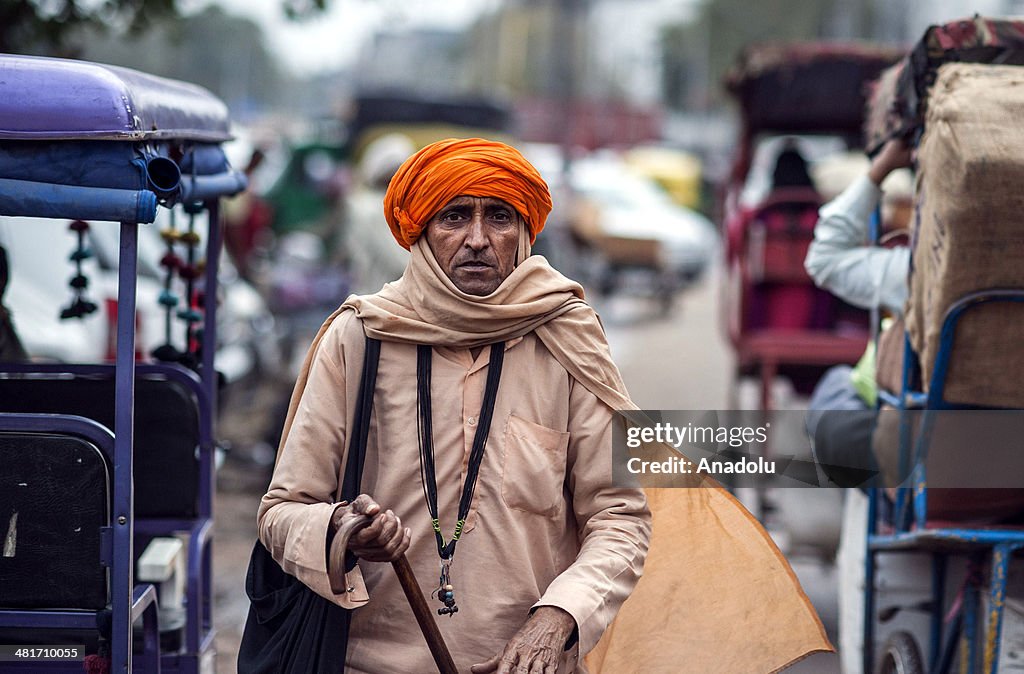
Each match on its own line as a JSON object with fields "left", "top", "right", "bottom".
{"left": 745, "top": 189, "right": 820, "bottom": 284}
{"left": 0, "top": 429, "right": 109, "bottom": 609}
{"left": 0, "top": 374, "right": 200, "bottom": 519}
{"left": 0, "top": 416, "right": 161, "bottom": 667}
{"left": 729, "top": 186, "right": 869, "bottom": 407}
{"left": 739, "top": 189, "right": 837, "bottom": 333}
{"left": 739, "top": 330, "right": 869, "bottom": 364}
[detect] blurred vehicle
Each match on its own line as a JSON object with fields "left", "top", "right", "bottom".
{"left": 264, "top": 140, "right": 347, "bottom": 239}
{"left": 721, "top": 41, "right": 901, "bottom": 411}
{"left": 720, "top": 42, "right": 901, "bottom": 564}
{"left": 344, "top": 90, "right": 515, "bottom": 160}
{"left": 566, "top": 156, "right": 717, "bottom": 312}
{"left": 0, "top": 216, "right": 161, "bottom": 363}
{"left": 623, "top": 145, "right": 703, "bottom": 211}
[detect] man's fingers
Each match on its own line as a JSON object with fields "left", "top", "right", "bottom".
{"left": 350, "top": 513, "right": 385, "bottom": 545}
{"left": 397, "top": 527, "right": 412, "bottom": 556}
{"left": 531, "top": 658, "right": 557, "bottom": 674}
{"left": 377, "top": 510, "right": 399, "bottom": 541}
{"left": 470, "top": 654, "right": 501, "bottom": 673}
{"left": 351, "top": 494, "right": 381, "bottom": 517}
{"left": 495, "top": 651, "right": 520, "bottom": 674}
{"left": 360, "top": 529, "right": 411, "bottom": 562}
{"left": 382, "top": 529, "right": 404, "bottom": 555}
{"left": 349, "top": 512, "right": 411, "bottom": 561}
{"left": 355, "top": 511, "right": 399, "bottom": 545}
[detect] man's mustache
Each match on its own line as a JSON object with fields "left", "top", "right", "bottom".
{"left": 453, "top": 253, "right": 496, "bottom": 268}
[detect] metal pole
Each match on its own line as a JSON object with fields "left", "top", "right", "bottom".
{"left": 112, "top": 221, "right": 138, "bottom": 673}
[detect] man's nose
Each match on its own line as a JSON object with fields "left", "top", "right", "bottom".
{"left": 464, "top": 214, "right": 488, "bottom": 250}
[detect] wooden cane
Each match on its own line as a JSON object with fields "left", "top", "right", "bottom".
{"left": 392, "top": 553, "right": 458, "bottom": 674}
{"left": 330, "top": 516, "right": 457, "bottom": 673}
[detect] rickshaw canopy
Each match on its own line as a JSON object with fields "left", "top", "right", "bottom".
{"left": 725, "top": 42, "right": 902, "bottom": 136}
{"left": 0, "top": 54, "right": 244, "bottom": 223}
{"left": 0, "top": 53, "right": 232, "bottom": 142}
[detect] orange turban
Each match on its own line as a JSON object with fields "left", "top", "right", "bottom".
{"left": 383, "top": 138, "right": 552, "bottom": 250}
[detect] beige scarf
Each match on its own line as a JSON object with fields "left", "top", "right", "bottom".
{"left": 343, "top": 235, "right": 635, "bottom": 414}
{"left": 288, "top": 233, "right": 832, "bottom": 673}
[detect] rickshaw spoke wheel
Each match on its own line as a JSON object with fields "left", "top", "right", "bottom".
{"left": 877, "top": 631, "right": 925, "bottom": 674}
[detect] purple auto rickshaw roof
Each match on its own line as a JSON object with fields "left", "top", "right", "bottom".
{"left": 0, "top": 54, "right": 232, "bottom": 142}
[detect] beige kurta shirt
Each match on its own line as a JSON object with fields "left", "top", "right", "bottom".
{"left": 258, "top": 310, "right": 651, "bottom": 674}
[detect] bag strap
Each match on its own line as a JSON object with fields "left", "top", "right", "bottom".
{"left": 340, "top": 336, "right": 381, "bottom": 502}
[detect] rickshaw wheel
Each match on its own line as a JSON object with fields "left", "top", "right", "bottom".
{"left": 877, "top": 631, "right": 925, "bottom": 674}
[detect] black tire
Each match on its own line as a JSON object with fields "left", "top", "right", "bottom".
{"left": 877, "top": 631, "right": 925, "bottom": 674}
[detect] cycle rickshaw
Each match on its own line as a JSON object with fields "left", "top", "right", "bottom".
{"left": 722, "top": 42, "right": 900, "bottom": 411}
{"left": 854, "top": 16, "right": 1024, "bottom": 674}
{"left": 0, "top": 54, "right": 246, "bottom": 672}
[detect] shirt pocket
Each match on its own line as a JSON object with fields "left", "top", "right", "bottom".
{"left": 501, "top": 414, "right": 570, "bottom": 517}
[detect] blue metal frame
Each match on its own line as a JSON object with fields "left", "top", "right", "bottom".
{"left": 0, "top": 187, "right": 230, "bottom": 674}
{"left": 113, "top": 218, "right": 138, "bottom": 673}
{"left": 864, "top": 290, "right": 1024, "bottom": 674}
{"left": 0, "top": 202, "right": 224, "bottom": 673}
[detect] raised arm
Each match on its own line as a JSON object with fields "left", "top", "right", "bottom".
{"left": 804, "top": 138, "right": 913, "bottom": 314}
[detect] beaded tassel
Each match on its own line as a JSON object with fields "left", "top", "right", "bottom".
{"left": 177, "top": 204, "right": 205, "bottom": 367}
{"left": 152, "top": 209, "right": 185, "bottom": 362}
{"left": 434, "top": 561, "right": 458, "bottom": 616}
{"left": 60, "top": 220, "right": 98, "bottom": 320}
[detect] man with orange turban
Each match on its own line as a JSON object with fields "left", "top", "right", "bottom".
{"left": 257, "top": 138, "right": 831, "bottom": 673}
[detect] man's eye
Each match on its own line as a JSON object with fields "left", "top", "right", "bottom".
{"left": 442, "top": 211, "right": 465, "bottom": 222}
{"left": 491, "top": 211, "right": 511, "bottom": 222}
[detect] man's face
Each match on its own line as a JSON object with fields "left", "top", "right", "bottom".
{"left": 424, "top": 195, "right": 522, "bottom": 296}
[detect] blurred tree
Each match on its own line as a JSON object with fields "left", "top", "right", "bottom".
{"left": 79, "top": 6, "right": 285, "bottom": 113}
{"left": 661, "top": 0, "right": 847, "bottom": 110}
{"left": 0, "top": 0, "right": 335, "bottom": 55}
{"left": 0, "top": 0, "right": 179, "bottom": 54}
{"left": 281, "top": 0, "right": 330, "bottom": 20}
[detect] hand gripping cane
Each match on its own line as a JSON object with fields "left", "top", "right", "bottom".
{"left": 329, "top": 519, "right": 457, "bottom": 674}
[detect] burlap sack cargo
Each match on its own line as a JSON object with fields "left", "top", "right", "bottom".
{"left": 908, "top": 63, "right": 1024, "bottom": 409}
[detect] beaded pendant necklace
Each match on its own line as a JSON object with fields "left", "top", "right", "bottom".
{"left": 416, "top": 342, "right": 505, "bottom": 617}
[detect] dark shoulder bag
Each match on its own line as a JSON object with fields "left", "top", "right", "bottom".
{"left": 238, "top": 336, "right": 381, "bottom": 674}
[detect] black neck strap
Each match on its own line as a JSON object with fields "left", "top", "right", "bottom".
{"left": 416, "top": 342, "right": 505, "bottom": 560}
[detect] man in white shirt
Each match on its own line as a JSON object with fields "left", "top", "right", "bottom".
{"left": 805, "top": 138, "right": 912, "bottom": 316}
{"left": 802, "top": 137, "right": 912, "bottom": 484}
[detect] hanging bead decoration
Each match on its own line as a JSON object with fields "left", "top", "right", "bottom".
{"left": 176, "top": 202, "right": 205, "bottom": 368}
{"left": 434, "top": 561, "right": 458, "bottom": 616}
{"left": 151, "top": 208, "right": 186, "bottom": 363}
{"left": 60, "top": 220, "right": 98, "bottom": 320}
{"left": 149, "top": 202, "right": 206, "bottom": 369}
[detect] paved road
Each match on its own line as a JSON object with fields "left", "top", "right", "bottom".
{"left": 212, "top": 265, "right": 843, "bottom": 672}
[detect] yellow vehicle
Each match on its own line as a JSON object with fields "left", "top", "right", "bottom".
{"left": 623, "top": 146, "right": 703, "bottom": 211}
